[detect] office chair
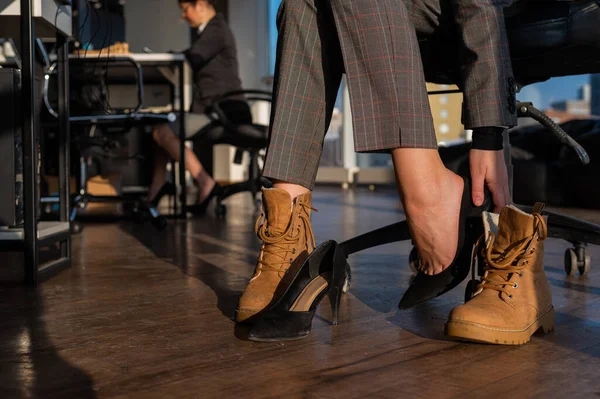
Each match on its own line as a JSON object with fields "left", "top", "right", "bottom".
{"left": 333, "top": 0, "right": 600, "bottom": 299}
{"left": 190, "top": 90, "right": 271, "bottom": 217}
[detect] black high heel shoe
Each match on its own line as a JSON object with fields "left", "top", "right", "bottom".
{"left": 188, "top": 183, "right": 223, "bottom": 215}
{"left": 398, "top": 176, "right": 493, "bottom": 309}
{"left": 247, "top": 240, "right": 350, "bottom": 342}
{"left": 149, "top": 182, "right": 176, "bottom": 208}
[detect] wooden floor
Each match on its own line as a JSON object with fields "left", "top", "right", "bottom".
{"left": 1, "top": 187, "right": 600, "bottom": 398}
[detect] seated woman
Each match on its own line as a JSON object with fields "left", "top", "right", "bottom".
{"left": 148, "top": 0, "right": 243, "bottom": 214}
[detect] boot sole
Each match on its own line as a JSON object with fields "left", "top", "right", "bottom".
{"left": 445, "top": 307, "right": 554, "bottom": 345}
{"left": 247, "top": 333, "right": 310, "bottom": 343}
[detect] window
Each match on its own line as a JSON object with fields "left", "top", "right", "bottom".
{"left": 268, "top": 0, "right": 282, "bottom": 74}
{"left": 267, "top": 0, "right": 345, "bottom": 167}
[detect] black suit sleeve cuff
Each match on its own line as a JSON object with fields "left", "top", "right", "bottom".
{"left": 471, "top": 127, "right": 505, "bottom": 150}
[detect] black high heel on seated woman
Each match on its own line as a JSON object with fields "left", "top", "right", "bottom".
{"left": 149, "top": 182, "right": 176, "bottom": 208}
{"left": 188, "top": 183, "right": 224, "bottom": 215}
{"left": 247, "top": 240, "right": 350, "bottom": 342}
{"left": 398, "top": 176, "right": 493, "bottom": 309}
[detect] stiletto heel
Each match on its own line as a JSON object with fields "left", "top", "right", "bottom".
{"left": 329, "top": 286, "right": 342, "bottom": 325}
{"left": 247, "top": 240, "right": 349, "bottom": 342}
{"left": 188, "top": 183, "right": 223, "bottom": 215}
{"left": 149, "top": 182, "right": 176, "bottom": 208}
{"left": 398, "top": 176, "right": 493, "bottom": 309}
{"left": 328, "top": 243, "right": 349, "bottom": 325}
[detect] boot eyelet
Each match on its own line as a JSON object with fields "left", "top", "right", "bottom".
{"left": 292, "top": 248, "right": 296, "bottom": 254}
{"left": 508, "top": 294, "right": 513, "bottom": 299}
{"left": 519, "top": 272, "right": 523, "bottom": 278}
{"left": 513, "top": 282, "right": 518, "bottom": 289}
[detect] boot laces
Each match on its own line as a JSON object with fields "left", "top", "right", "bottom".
{"left": 254, "top": 200, "right": 317, "bottom": 273}
{"left": 475, "top": 213, "right": 547, "bottom": 299}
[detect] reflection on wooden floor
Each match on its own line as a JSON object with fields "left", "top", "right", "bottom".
{"left": 1, "top": 187, "right": 599, "bottom": 398}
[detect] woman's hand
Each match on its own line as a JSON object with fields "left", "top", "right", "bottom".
{"left": 469, "top": 149, "right": 510, "bottom": 213}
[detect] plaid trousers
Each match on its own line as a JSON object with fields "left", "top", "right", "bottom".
{"left": 263, "top": 0, "right": 517, "bottom": 189}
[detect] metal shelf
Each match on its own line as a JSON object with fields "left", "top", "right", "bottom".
{"left": 0, "top": 0, "right": 72, "bottom": 37}
{"left": 0, "top": 0, "right": 72, "bottom": 285}
{"left": 0, "top": 222, "right": 70, "bottom": 242}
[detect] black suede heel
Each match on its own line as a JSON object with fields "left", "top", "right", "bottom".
{"left": 188, "top": 183, "right": 223, "bottom": 215}
{"left": 149, "top": 182, "right": 176, "bottom": 208}
{"left": 247, "top": 241, "right": 349, "bottom": 342}
{"left": 398, "top": 177, "right": 493, "bottom": 309}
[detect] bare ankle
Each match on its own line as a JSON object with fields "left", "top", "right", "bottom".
{"left": 272, "top": 180, "right": 310, "bottom": 200}
{"left": 194, "top": 169, "right": 214, "bottom": 187}
{"left": 403, "top": 171, "right": 462, "bottom": 210}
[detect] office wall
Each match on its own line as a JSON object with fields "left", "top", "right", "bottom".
{"left": 228, "top": 0, "right": 270, "bottom": 91}
{"left": 125, "top": 0, "right": 190, "bottom": 53}
{"left": 213, "top": 0, "right": 271, "bottom": 182}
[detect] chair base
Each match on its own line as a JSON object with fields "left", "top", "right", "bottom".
{"left": 212, "top": 151, "right": 263, "bottom": 217}
{"left": 70, "top": 193, "right": 167, "bottom": 232}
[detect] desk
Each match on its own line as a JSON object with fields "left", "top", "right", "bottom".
{"left": 51, "top": 52, "right": 189, "bottom": 217}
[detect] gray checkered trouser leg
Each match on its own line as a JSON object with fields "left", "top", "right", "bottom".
{"left": 330, "top": 0, "right": 438, "bottom": 152}
{"left": 264, "top": 0, "right": 442, "bottom": 189}
{"left": 450, "top": 0, "right": 517, "bottom": 128}
{"left": 262, "top": 0, "right": 344, "bottom": 189}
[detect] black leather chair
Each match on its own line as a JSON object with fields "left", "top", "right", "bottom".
{"left": 191, "top": 90, "right": 271, "bottom": 216}
{"left": 336, "top": 0, "right": 600, "bottom": 292}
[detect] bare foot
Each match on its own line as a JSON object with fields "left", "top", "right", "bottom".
{"left": 403, "top": 171, "right": 463, "bottom": 276}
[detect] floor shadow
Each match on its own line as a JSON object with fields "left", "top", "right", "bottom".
{"left": 312, "top": 197, "right": 404, "bottom": 215}
{"left": 544, "top": 266, "right": 567, "bottom": 274}
{"left": 119, "top": 221, "right": 251, "bottom": 322}
{"left": 385, "top": 300, "right": 458, "bottom": 342}
{"left": 547, "top": 276, "right": 600, "bottom": 296}
{"left": 341, "top": 253, "right": 413, "bottom": 314}
{"left": 553, "top": 311, "right": 600, "bottom": 358}
{"left": 0, "top": 285, "right": 96, "bottom": 398}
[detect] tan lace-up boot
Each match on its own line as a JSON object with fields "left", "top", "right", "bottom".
{"left": 445, "top": 203, "right": 554, "bottom": 345}
{"left": 236, "top": 188, "right": 316, "bottom": 323}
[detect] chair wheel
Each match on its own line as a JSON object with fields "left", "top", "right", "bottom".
{"left": 254, "top": 198, "right": 262, "bottom": 213}
{"left": 564, "top": 248, "right": 577, "bottom": 276}
{"left": 465, "top": 279, "right": 480, "bottom": 303}
{"left": 123, "top": 202, "right": 135, "bottom": 215}
{"left": 342, "top": 265, "right": 352, "bottom": 294}
{"left": 70, "top": 221, "right": 83, "bottom": 234}
{"left": 132, "top": 209, "right": 148, "bottom": 224}
{"left": 215, "top": 204, "right": 227, "bottom": 218}
{"left": 151, "top": 216, "right": 168, "bottom": 231}
{"left": 580, "top": 247, "right": 592, "bottom": 276}
{"left": 409, "top": 247, "right": 419, "bottom": 274}
{"left": 565, "top": 245, "right": 591, "bottom": 276}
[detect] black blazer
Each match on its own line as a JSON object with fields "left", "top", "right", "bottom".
{"left": 184, "top": 13, "right": 243, "bottom": 114}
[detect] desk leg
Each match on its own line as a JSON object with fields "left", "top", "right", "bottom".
{"left": 57, "top": 33, "right": 71, "bottom": 261}
{"left": 178, "top": 61, "right": 187, "bottom": 218}
{"left": 21, "top": 0, "right": 39, "bottom": 286}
